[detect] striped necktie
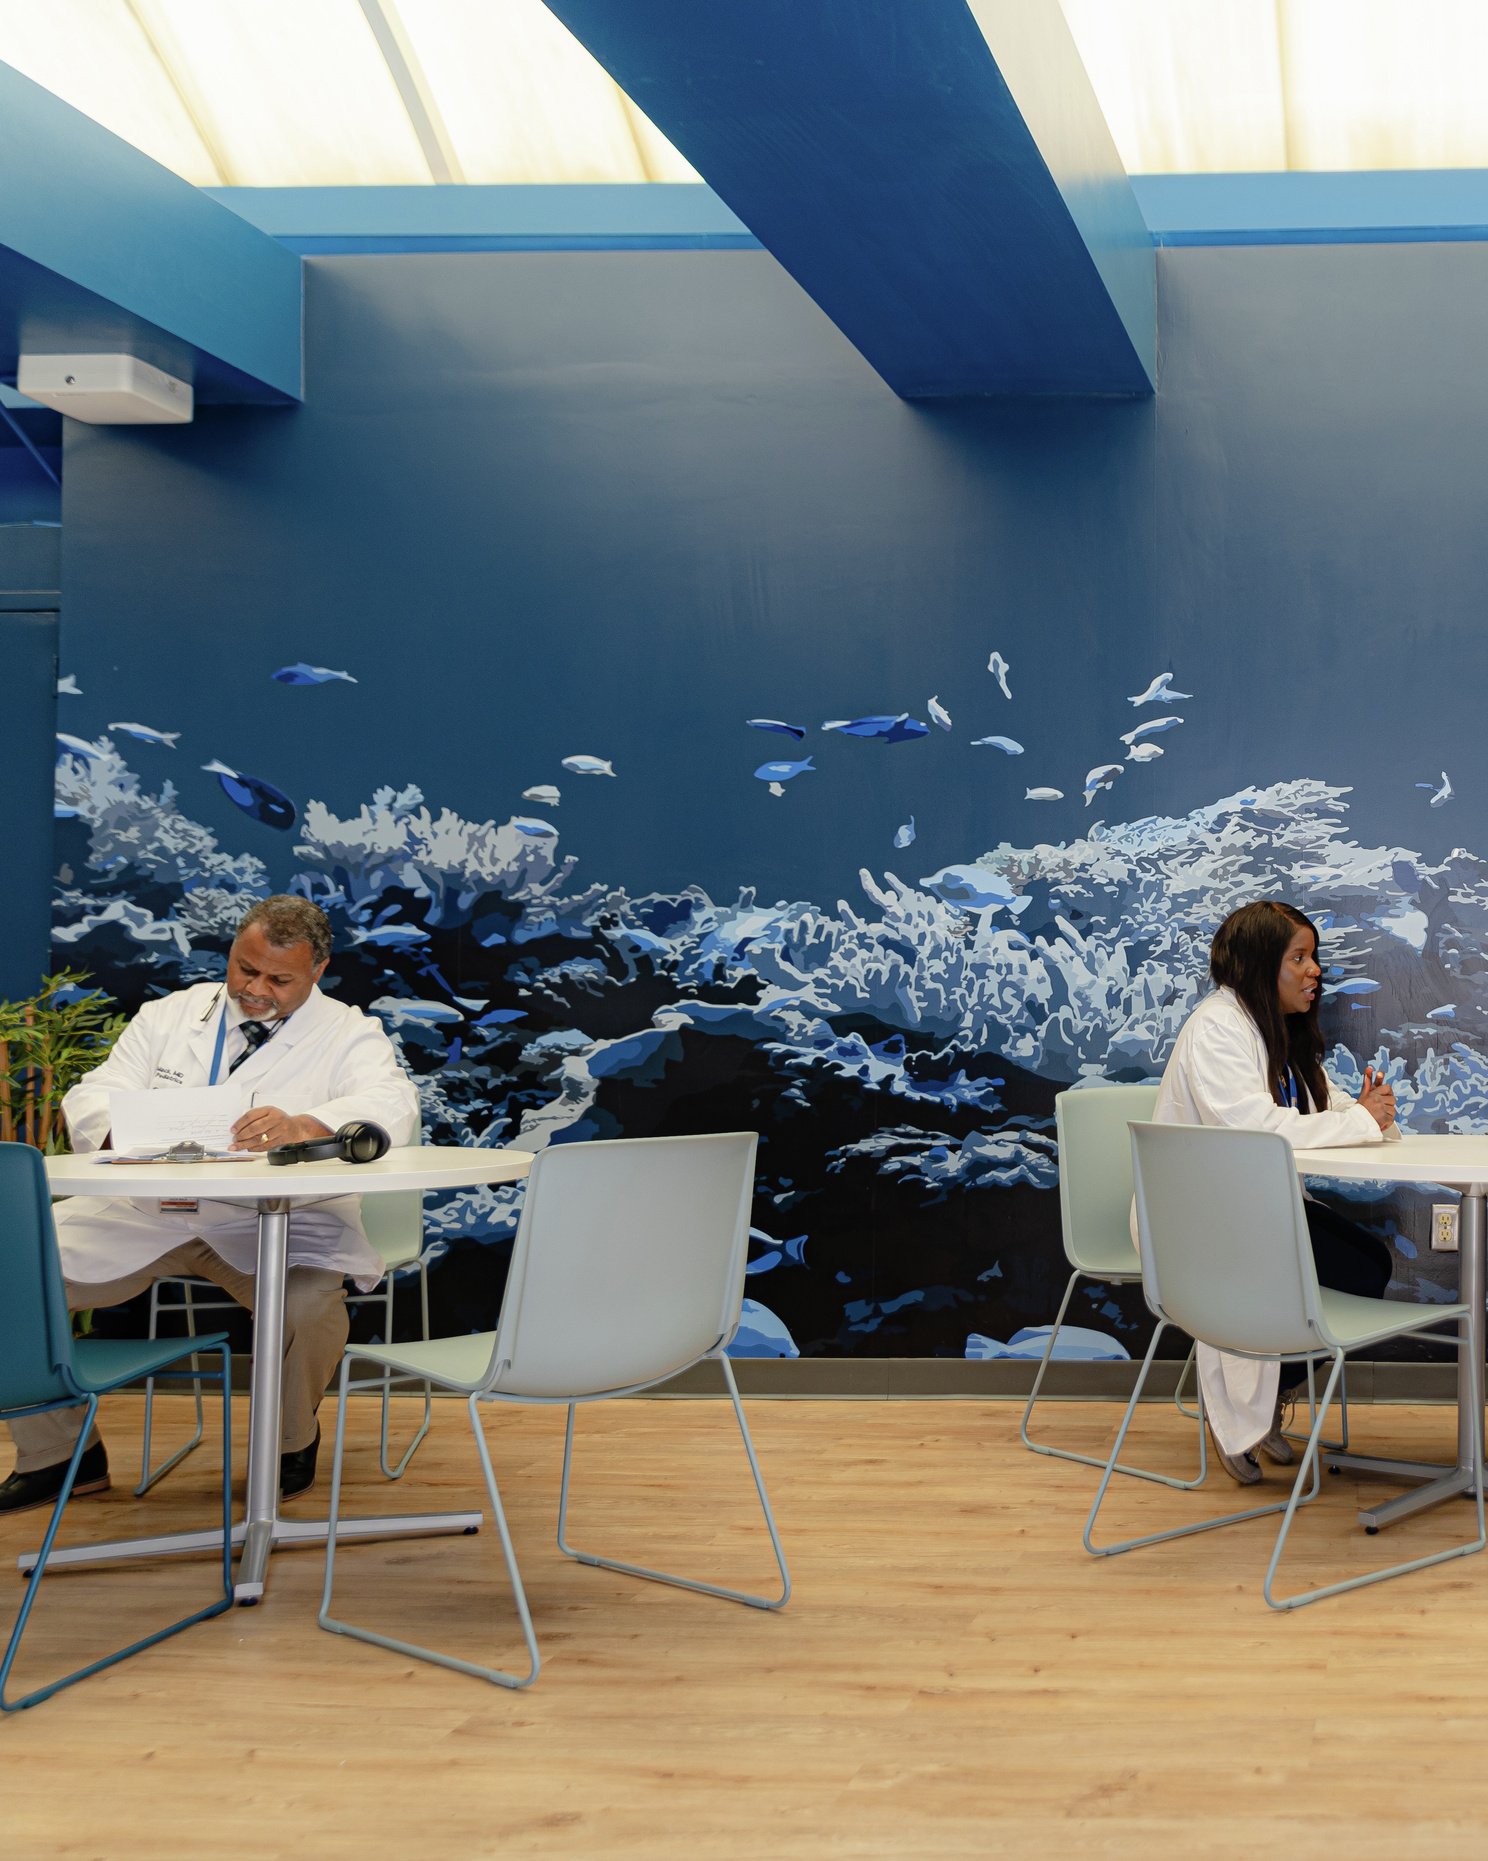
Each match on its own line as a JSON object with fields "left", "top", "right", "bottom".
{"left": 228, "top": 1019, "right": 273, "bottom": 1075}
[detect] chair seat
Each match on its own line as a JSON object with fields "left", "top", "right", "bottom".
{"left": 72, "top": 1332, "right": 233, "bottom": 1394}
{"left": 1320, "top": 1289, "right": 1469, "bottom": 1353}
{"left": 353, "top": 1332, "right": 498, "bottom": 1390}
{"left": 1074, "top": 1240, "right": 1142, "bottom": 1279}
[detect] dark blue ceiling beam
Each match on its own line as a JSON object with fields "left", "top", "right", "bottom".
{"left": 543, "top": 0, "right": 1154, "bottom": 397}
{"left": 0, "top": 63, "right": 302, "bottom": 405}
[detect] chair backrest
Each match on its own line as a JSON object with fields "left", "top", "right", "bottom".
{"left": 0, "top": 1143, "right": 79, "bottom": 1413}
{"left": 1054, "top": 1085, "right": 1160, "bottom": 1276}
{"left": 359, "top": 1189, "right": 424, "bottom": 1271}
{"left": 485, "top": 1132, "right": 759, "bottom": 1400}
{"left": 1129, "top": 1122, "right": 1323, "bottom": 1358}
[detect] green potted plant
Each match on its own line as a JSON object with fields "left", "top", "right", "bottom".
{"left": 0, "top": 969, "right": 126, "bottom": 1153}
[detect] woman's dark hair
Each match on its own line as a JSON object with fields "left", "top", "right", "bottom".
{"left": 1209, "top": 900, "right": 1327, "bottom": 1110}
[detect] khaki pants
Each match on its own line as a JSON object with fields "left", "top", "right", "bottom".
{"left": 8, "top": 1241, "right": 346, "bottom": 1472}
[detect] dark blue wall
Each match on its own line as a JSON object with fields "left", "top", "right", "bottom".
{"left": 50, "top": 240, "right": 1488, "bottom": 1358}
{"left": 61, "top": 253, "right": 1158, "bottom": 905}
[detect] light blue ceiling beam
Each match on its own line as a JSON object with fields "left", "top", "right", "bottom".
{"left": 542, "top": 0, "right": 1154, "bottom": 397}
{"left": 0, "top": 63, "right": 302, "bottom": 404}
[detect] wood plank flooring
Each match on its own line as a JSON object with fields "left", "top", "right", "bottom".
{"left": 3, "top": 1394, "right": 1487, "bottom": 1858}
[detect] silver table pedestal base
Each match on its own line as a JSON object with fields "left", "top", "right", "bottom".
{"left": 1324, "top": 1188, "right": 1485, "bottom": 1533}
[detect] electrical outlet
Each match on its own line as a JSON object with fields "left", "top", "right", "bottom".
{"left": 1432, "top": 1204, "right": 1460, "bottom": 1253}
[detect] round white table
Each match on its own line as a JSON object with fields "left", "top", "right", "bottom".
{"left": 1294, "top": 1134, "right": 1488, "bottom": 1532}
{"left": 32, "top": 1145, "right": 534, "bottom": 1602}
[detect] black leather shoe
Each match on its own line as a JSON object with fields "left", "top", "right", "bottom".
{"left": 0, "top": 1442, "right": 111, "bottom": 1514}
{"left": 279, "top": 1425, "right": 320, "bottom": 1501}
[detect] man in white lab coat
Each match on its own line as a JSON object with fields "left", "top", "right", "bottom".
{"left": 0, "top": 895, "right": 420, "bottom": 1514}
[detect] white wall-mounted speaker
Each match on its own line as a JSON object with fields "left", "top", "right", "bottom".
{"left": 16, "top": 354, "right": 194, "bottom": 424}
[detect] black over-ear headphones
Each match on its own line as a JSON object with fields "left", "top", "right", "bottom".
{"left": 267, "top": 1121, "right": 391, "bottom": 1167}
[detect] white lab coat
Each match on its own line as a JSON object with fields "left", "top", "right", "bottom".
{"left": 1138, "top": 986, "right": 1397, "bottom": 1455}
{"left": 58, "top": 982, "right": 420, "bottom": 1290}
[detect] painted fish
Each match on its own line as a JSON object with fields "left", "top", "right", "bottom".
{"left": 371, "top": 996, "right": 462, "bottom": 1026}
{"left": 928, "top": 695, "right": 952, "bottom": 731}
{"left": 1128, "top": 673, "right": 1191, "bottom": 706}
{"left": 56, "top": 733, "right": 103, "bottom": 760}
{"left": 474, "top": 1007, "right": 527, "bottom": 1027}
{"left": 747, "top": 719, "right": 806, "bottom": 740}
{"left": 521, "top": 785, "right": 561, "bottom": 807}
{"left": 754, "top": 757, "right": 814, "bottom": 782}
{"left": 1427, "top": 1005, "right": 1458, "bottom": 1021}
{"left": 1125, "top": 742, "right": 1164, "bottom": 763}
{"left": 894, "top": 816, "right": 916, "bottom": 848}
{"left": 1120, "top": 716, "right": 1183, "bottom": 746}
{"left": 201, "top": 759, "right": 297, "bottom": 830}
{"left": 1323, "top": 978, "right": 1381, "bottom": 996}
{"left": 1083, "top": 763, "right": 1124, "bottom": 805}
{"left": 511, "top": 817, "right": 557, "bottom": 836}
{"left": 349, "top": 922, "right": 430, "bottom": 948}
{"left": 56, "top": 674, "right": 82, "bottom": 696}
{"left": 272, "top": 663, "right": 357, "bottom": 685}
{"left": 108, "top": 721, "right": 179, "bottom": 747}
{"left": 561, "top": 755, "right": 616, "bottom": 777}
{"left": 987, "top": 651, "right": 1012, "bottom": 699}
{"left": 1024, "top": 787, "right": 1064, "bottom": 800}
{"left": 821, "top": 714, "right": 929, "bottom": 743}
{"left": 919, "top": 863, "right": 1030, "bottom": 914}
{"left": 970, "top": 736, "right": 1024, "bottom": 755}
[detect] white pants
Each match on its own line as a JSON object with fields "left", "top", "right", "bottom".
{"left": 1198, "top": 1345, "right": 1280, "bottom": 1457}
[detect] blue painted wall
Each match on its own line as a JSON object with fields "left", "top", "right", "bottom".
{"left": 50, "top": 239, "right": 1488, "bottom": 1357}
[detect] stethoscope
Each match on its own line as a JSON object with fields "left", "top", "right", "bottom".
{"left": 200, "top": 984, "right": 284, "bottom": 1086}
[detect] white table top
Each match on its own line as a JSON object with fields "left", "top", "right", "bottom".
{"left": 1293, "top": 1132, "right": 1488, "bottom": 1190}
{"left": 44, "top": 1143, "right": 536, "bottom": 1201}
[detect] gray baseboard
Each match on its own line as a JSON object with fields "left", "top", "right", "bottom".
{"left": 233, "top": 1356, "right": 1458, "bottom": 1404}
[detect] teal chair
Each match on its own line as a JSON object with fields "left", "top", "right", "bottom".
{"left": 1085, "top": 1123, "right": 1484, "bottom": 1609}
{"left": 319, "top": 1133, "right": 790, "bottom": 1689}
{"left": 0, "top": 1142, "right": 233, "bottom": 1711}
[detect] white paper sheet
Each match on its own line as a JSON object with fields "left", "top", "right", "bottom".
{"left": 109, "top": 1085, "right": 250, "bottom": 1155}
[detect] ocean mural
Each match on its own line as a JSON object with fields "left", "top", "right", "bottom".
{"left": 49, "top": 676, "right": 1483, "bottom": 1361}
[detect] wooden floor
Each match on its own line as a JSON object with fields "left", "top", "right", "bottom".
{"left": 3, "top": 1393, "right": 1488, "bottom": 1858}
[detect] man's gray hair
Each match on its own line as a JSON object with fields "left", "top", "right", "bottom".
{"left": 236, "top": 895, "right": 332, "bottom": 967}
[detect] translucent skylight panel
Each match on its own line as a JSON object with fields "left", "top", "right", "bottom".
{"left": 128, "top": 0, "right": 434, "bottom": 185}
{"left": 394, "top": 0, "right": 697, "bottom": 183}
{"left": 1279, "top": 0, "right": 1488, "bottom": 171}
{"left": 0, "top": 0, "right": 222, "bottom": 184}
{"left": 1060, "top": 0, "right": 1288, "bottom": 174}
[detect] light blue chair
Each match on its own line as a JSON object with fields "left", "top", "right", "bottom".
{"left": 138, "top": 1187, "right": 433, "bottom": 1492}
{"left": 0, "top": 1142, "right": 232, "bottom": 1710}
{"left": 1023, "top": 1086, "right": 1206, "bottom": 1488}
{"left": 1085, "top": 1123, "right": 1484, "bottom": 1610}
{"left": 319, "top": 1132, "right": 790, "bottom": 1689}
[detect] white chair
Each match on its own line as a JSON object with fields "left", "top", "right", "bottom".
{"left": 318, "top": 1132, "right": 791, "bottom": 1689}
{"left": 1023, "top": 1085, "right": 1206, "bottom": 1488}
{"left": 1085, "top": 1122, "right": 1485, "bottom": 1609}
{"left": 137, "top": 1191, "right": 433, "bottom": 1494}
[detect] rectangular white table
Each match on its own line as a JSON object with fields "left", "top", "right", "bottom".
{"left": 27, "top": 1144, "right": 533, "bottom": 1602}
{"left": 1294, "top": 1134, "right": 1488, "bottom": 1532}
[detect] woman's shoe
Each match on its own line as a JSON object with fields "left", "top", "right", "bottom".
{"left": 1255, "top": 1394, "right": 1296, "bottom": 1466}
{"left": 1207, "top": 1423, "right": 1263, "bottom": 1486}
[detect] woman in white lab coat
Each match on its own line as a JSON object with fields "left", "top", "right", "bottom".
{"left": 1149, "top": 899, "right": 1398, "bottom": 1483}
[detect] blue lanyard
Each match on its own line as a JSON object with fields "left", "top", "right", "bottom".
{"left": 1282, "top": 1070, "right": 1299, "bottom": 1110}
{"left": 208, "top": 1001, "right": 230, "bottom": 1086}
